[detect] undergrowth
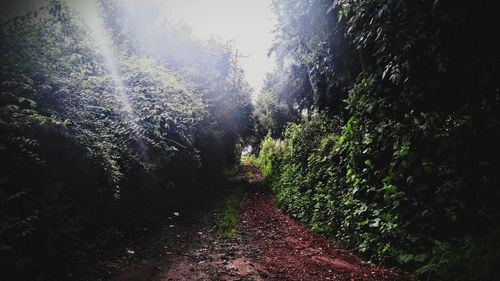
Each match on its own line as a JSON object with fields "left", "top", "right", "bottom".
{"left": 218, "top": 186, "right": 243, "bottom": 240}
{"left": 253, "top": 111, "right": 500, "bottom": 281}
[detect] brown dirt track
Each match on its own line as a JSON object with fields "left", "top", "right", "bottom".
{"left": 100, "top": 165, "right": 415, "bottom": 281}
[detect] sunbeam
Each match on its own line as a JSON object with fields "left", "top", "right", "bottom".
{"left": 68, "top": 0, "right": 150, "bottom": 157}
{"left": 3, "top": 0, "right": 497, "bottom": 280}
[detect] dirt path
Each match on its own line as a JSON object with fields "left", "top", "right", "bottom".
{"left": 101, "top": 165, "right": 415, "bottom": 281}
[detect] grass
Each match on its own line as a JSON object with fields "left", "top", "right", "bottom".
{"left": 241, "top": 155, "right": 259, "bottom": 166}
{"left": 218, "top": 186, "right": 243, "bottom": 240}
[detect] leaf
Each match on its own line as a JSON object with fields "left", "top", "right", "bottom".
{"left": 369, "top": 218, "right": 380, "bottom": 228}
{"left": 2, "top": 81, "right": 19, "bottom": 87}
{"left": 398, "top": 253, "right": 414, "bottom": 264}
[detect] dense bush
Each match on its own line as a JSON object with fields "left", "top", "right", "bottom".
{"left": 259, "top": 109, "right": 500, "bottom": 280}
{"left": 254, "top": 0, "right": 500, "bottom": 280}
{"left": 0, "top": 1, "right": 252, "bottom": 280}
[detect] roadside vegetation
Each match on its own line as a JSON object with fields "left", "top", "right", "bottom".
{"left": 218, "top": 186, "right": 244, "bottom": 240}
{"left": 2, "top": 0, "right": 500, "bottom": 280}
{"left": 0, "top": 1, "right": 251, "bottom": 280}
{"left": 251, "top": 1, "right": 500, "bottom": 280}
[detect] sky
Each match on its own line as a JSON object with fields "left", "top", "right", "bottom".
{"left": 1, "top": 0, "right": 277, "bottom": 93}
{"left": 156, "top": 0, "right": 277, "bottom": 92}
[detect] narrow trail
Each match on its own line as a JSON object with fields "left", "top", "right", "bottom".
{"left": 100, "top": 165, "right": 415, "bottom": 281}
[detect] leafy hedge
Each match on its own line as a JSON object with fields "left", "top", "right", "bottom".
{"left": 257, "top": 106, "right": 500, "bottom": 280}
{"left": 253, "top": 0, "right": 500, "bottom": 280}
{"left": 0, "top": 2, "right": 251, "bottom": 280}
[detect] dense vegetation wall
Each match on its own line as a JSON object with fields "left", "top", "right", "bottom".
{"left": 252, "top": 0, "right": 500, "bottom": 280}
{"left": 0, "top": 1, "right": 252, "bottom": 280}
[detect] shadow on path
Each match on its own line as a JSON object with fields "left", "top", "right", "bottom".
{"left": 104, "top": 165, "right": 415, "bottom": 281}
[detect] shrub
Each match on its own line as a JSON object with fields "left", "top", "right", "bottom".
{"left": 256, "top": 106, "right": 500, "bottom": 279}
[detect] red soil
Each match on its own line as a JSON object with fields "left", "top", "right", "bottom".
{"left": 240, "top": 188, "right": 415, "bottom": 280}
{"left": 103, "top": 165, "right": 416, "bottom": 281}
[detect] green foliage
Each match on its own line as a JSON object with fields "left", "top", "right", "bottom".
{"left": 258, "top": 107, "right": 500, "bottom": 279}
{"left": 418, "top": 230, "right": 500, "bottom": 281}
{"left": 240, "top": 154, "right": 259, "bottom": 167}
{"left": 257, "top": 1, "right": 500, "bottom": 279}
{"left": 255, "top": 135, "right": 282, "bottom": 179}
{"left": 218, "top": 187, "right": 243, "bottom": 240}
{"left": 251, "top": 71, "right": 304, "bottom": 142}
{"left": 0, "top": 1, "right": 253, "bottom": 280}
